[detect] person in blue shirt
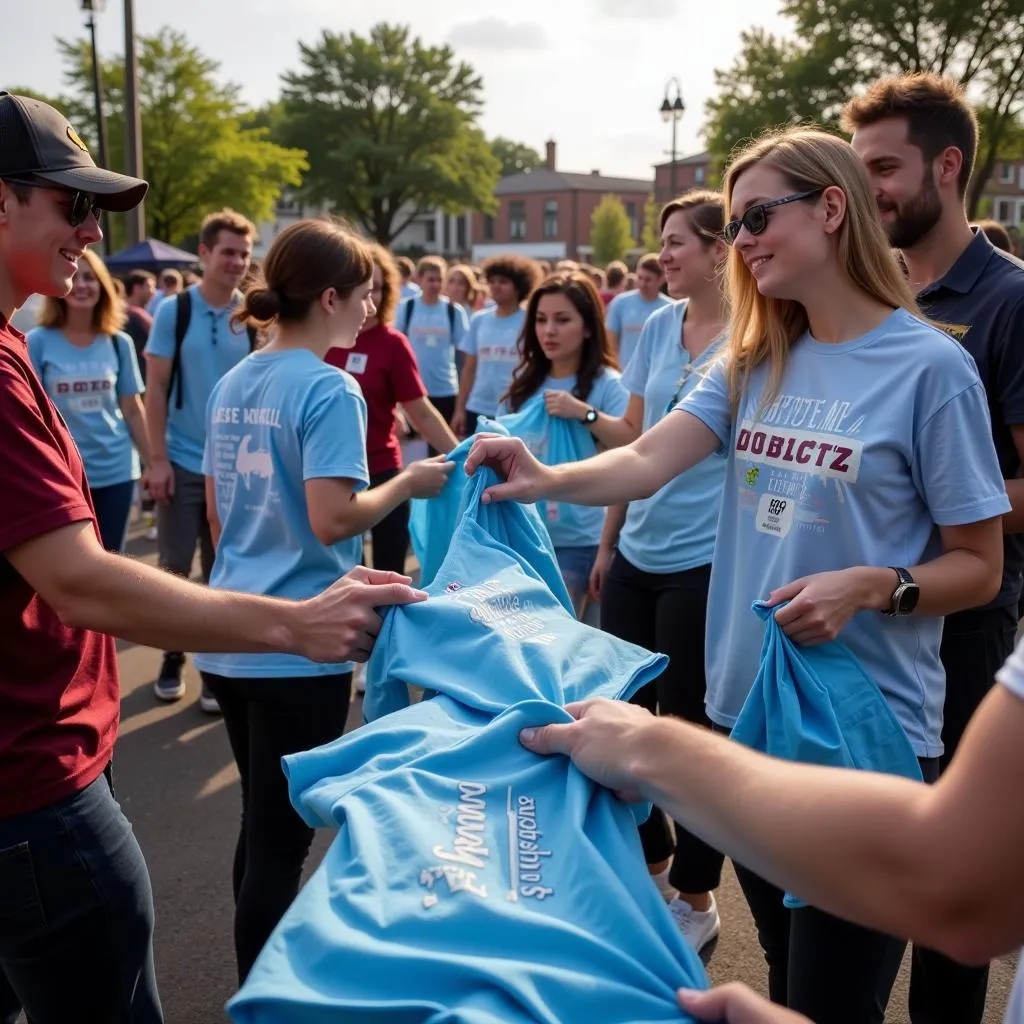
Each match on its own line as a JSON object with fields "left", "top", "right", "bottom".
{"left": 588, "top": 190, "right": 731, "bottom": 955}
{"left": 28, "top": 248, "right": 150, "bottom": 552}
{"left": 398, "top": 256, "right": 468, "bottom": 450}
{"left": 144, "top": 209, "right": 258, "bottom": 709}
{"left": 195, "top": 218, "right": 453, "bottom": 985}
{"left": 145, "top": 268, "right": 182, "bottom": 317}
{"left": 605, "top": 252, "right": 673, "bottom": 369}
{"left": 454, "top": 254, "right": 541, "bottom": 437}
{"left": 497, "top": 271, "right": 629, "bottom": 614}
{"left": 465, "top": 127, "right": 1009, "bottom": 1024}
{"left": 395, "top": 254, "right": 422, "bottom": 303}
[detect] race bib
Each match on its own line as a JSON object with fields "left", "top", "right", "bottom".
{"left": 345, "top": 353, "right": 368, "bottom": 375}
{"left": 755, "top": 493, "right": 794, "bottom": 539}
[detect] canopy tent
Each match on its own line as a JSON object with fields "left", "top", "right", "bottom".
{"left": 105, "top": 239, "right": 199, "bottom": 271}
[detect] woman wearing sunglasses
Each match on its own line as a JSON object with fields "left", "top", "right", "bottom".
{"left": 465, "top": 127, "right": 1008, "bottom": 1022}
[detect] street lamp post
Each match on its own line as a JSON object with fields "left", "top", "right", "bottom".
{"left": 123, "top": 0, "right": 145, "bottom": 244}
{"left": 659, "top": 77, "right": 685, "bottom": 200}
{"left": 81, "top": 0, "right": 110, "bottom": 254}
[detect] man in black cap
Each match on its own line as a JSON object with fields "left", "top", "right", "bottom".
{"left": 0, "top": 93, "right": 425, "bottom": 1023}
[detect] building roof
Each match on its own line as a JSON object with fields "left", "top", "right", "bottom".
{"left": 653, "top": 151, "right": 712, "bottom": 170}
{"left": 496, "top": 168, "right": 653, "bottom": 196}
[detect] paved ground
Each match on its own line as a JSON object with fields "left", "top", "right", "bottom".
{"left": 110, "top": 527, "right": 1016, "bottom": 1022}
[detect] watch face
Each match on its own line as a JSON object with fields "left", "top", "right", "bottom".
{"left": 585, "top": 409, "right": 597, "bottom": 423}
{"left": 896, "top": 583, "right": 920, "bottom": 615}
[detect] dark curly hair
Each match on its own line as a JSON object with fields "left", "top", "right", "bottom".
{"left": 503, "top": 272, "right": 619, "bottom": 413}
{"left": 481, "top": 254, "right": 543, "bottom": 303}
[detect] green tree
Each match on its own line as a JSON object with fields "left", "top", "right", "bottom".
{"left": 640, "top": 194, "right": 661, "bottom": 253}
{"left": 276, "top": 23, "right": 500, "bottom": 245}
{"left": 704, "top": 0, "right": 1024, "bottom": 214}
{"left": 490, "top": 137, "right": 542, "bottom": 178}
{"left": 590, "top": 195, "right": 636, "bottom": 265}
{"left": 57, "top": 30, "right": 307, "bottom": 248}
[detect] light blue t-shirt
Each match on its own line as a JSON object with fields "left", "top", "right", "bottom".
{"left": 27, "top": 326, "right": 143, "bottom": 488}
{"left": 194, "top": 348, "right": 369, "bottom": 679}
{"left": 498, "top": 370, "right": 629, "bottom": 549}
{"left": 619, "top": 301, "right": 726, "bottom": 573}
{"left": 606, "top": 290, "right": 673, "bottom": 370}
{"left": 680, "top": 308, "right": 1011, "bottom": 756}
{"left": 400, "top": 281, "right": 421, "bottom": 302}
{"left": 145, "top": 285, "right": 251, "bottom": 473}
{"left": 402, "top": 297, "right": 468, "bottom": 397}
{"left": 460, "top": 306, "right": 526, "bottom": 416}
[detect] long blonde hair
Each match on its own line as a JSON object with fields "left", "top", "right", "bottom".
{"left": 723, "top": 128, "right": 919, "bottom": 414}
{"left": 38, "top": 248, "right": 126, "bottom": 335}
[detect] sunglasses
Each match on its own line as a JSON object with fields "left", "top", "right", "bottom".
{"left": 723, "top": 188, "right": 824, "bottom": 245}
{"left": 2, "top": 176, "right": 100, "bottom": 228}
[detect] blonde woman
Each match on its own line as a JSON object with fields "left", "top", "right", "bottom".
{"left": 465, "top": 128, "right": 1008, "bottom": 1022}
{"left": 28, "top": 249, "right": 150, "bottom": 551}
{"left": 445, "top": 263, "right": 483, "bottom": 313}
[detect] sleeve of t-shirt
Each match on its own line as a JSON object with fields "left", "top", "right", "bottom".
{"left": 452, "top": 303, "right": 470, "bottom": 348}
{"left": 996, "top": 636, "right": 1024, "bottom": 700}
{"left": 595, "top": 371, "right": 629, "bottom": 417}
{"left": 390, "top": 330, "right": 428, "bottom": 404}
{"left": 991, "top": 296, "right": 1024, "bottom": 427}
{"left": 677, "top": 357, "right": 732, "bottom": 447}
{"left": 912, "top": 381, "right": 1012, "bottom": 525}
{"left": 621, "top": 316, "right": 654, "bottom": 395}
{"left": 0, "top": 356, "right": 94, "bottom": 552}
{"left": 115, "top": 332, "right": 144, "bottom": 397}
{"left": 458, "top": 311, "right": 482, "bottom": 357}
{"left": 301, "top": 374, "right": 370, "bottom": 489}
{"left": 606, "top": 294, "right": 626, "bottom": 335}
{"left": 144, "top": 297, "right": 178, "bottom": 360}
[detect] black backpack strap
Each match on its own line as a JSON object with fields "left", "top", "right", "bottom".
{"left": 401, "top": 298, "right": 415, "bottom": 335}
{"left": 446, "top": 299, "right": 455, "bottom": 336}
{"left": 168, "top": 290, "right": 192, "bottom": 411}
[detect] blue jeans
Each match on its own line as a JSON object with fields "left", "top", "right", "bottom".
{"left": 90, "top": 479, "right": 137, "bottom": 553}
{"left": 0, "top": 772, "right": 162, "bottom": 1024}
{"left": 554, "top": 545, "right": 599, "bottom": 620}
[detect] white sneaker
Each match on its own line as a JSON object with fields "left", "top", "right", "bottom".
{"left": 668, "top": 893, "right": 721, "bottom": 955}
{"left": 650, "top": 866, "right": 678, "bottom": 904}
{"left": 353, "top": 661, "right": 367, "bottom": 695}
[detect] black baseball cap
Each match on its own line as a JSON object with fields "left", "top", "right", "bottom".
{"left": 0, "top": 91, "right": 147, "bottom": 212}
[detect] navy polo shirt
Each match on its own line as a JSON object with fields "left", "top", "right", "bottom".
{"left": 918, "top": 229, "right": 1024, "bottom": 609}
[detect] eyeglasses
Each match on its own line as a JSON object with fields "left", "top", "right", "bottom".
{"left": 723, "top": 188, "right": 824, "bottom": 245}
{"left": 1, "top": 176, "right": 100, "bottom": 228}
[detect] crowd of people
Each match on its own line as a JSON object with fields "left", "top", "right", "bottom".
{"left": 1, "top": 68, "right": 1024, "bottom": 1024}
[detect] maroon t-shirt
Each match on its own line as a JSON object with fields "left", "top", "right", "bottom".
{"left": 0, "top": 318, "right": 119, "bottom": 818}
{"left": 325, "top": 323, "right": 427, "bottom": 476}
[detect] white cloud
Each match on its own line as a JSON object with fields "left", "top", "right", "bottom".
{"left": 592, "top": 0, "right": 679, "bottom": 17}
{"left": 446, "top": 17, "right": 548, "bottom": 51}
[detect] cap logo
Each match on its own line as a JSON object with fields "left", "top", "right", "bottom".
{"left": 66, "top": 126, "right": 88, "bottom": 153}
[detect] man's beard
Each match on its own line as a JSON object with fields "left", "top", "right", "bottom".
{"left": 882, "top": 171, "right": 943, "bottom": 250}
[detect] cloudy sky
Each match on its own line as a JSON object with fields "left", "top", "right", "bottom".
{"left": 9, "top": 0, "right": 790, "bottom": 180}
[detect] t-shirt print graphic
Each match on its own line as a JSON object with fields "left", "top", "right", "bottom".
{"left": 236, "top": 435, "right": 273, "bottom": 489}
{"left": 227, "top": 468, "right": 709, "bottom": 1023}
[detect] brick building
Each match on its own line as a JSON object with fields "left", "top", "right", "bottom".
{"left": 982, "top": 157, "right": 1024, "bottom": 230}
{"left": 471, "top": 141, "right": 653, "bottom": 263}
{"left": 653, "top": 152, "right": 714, "bottom": 204}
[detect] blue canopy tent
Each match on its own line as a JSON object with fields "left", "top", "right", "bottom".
{"left": 105, "top": 239, "right": 199, "bottom": 272}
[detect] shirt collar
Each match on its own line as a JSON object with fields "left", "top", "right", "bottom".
{"left": 918, "top": 228, "right": 994, "bottom": 298}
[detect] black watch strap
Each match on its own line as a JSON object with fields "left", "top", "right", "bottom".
{"left": 890, "top": 566, "right": 914, "bottom": 587}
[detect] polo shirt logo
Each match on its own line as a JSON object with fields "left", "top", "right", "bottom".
{"left": 940, "top": 322, "right": 971, "bottom": 341}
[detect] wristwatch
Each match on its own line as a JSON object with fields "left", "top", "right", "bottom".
{"left": 884, "top": 566, "right": 920, "bottom": 616}
{"left": 582, "top": 407, "right": 599, "bottom": 425}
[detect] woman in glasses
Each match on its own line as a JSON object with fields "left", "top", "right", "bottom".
{"left": 28, "top": 248, "right": 150, "bottom": 552}
{"left": 497, "top": 271, "right": 628, "bottom": 616}
{"left": 589, "top": 190, "right": 730, "bottom": 956}
{"left": 464, "top": 127, "right": 1008, "bottom": 1022}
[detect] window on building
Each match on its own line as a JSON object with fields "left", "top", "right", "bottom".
{"left": 509, "top": 200, "right": 527, "bottom": 239}
{"left": 996, "top": 199, "right": 1015, "bottom": 224}
{"left": 695, "top": 166, "right": 705, "bottom": 184}
{"left": 1001, "top": 162, "right": 1016, "bottom": 183}
{"left": 424, "top": 219, "right": 436, "bottom": 243}
{"left": 483, "top": 215, "right": 495, "bottom": 241}
{"left": 543, "top": 199, "right": 558, "bottom": 238}
{"left": 625, "top": 201, "right": 637, "bottom": 240}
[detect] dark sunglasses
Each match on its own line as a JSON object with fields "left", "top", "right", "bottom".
{"left": 723, "top": 188, "right": 824, "bottom": 245}
{"left": 2, "top": 176, "right": 100, "bottom": 228}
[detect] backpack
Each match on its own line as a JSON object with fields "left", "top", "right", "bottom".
{"left": 167, "top": 289, "right": 258, "bottom": 410}
{"left": 401, "top": 296, "right": 456, "bottom": 339}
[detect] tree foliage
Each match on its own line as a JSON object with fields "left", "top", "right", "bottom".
{"left": 704, "top": 0, "right": 1024, "bottom": 214}
{"left": 640, "top": 194, "right": 662, "bottom": 253}
{"left": 590, "top": 195, "right": 636, "bottom": 265}
{"left": 56, "top": 30, "right": 307, "bottom": 248}
{"left": 276, "top": 23, "right": 500, "bottom": 244}
{"left": 490, "top": 137, "right": 543, "bottom": 178}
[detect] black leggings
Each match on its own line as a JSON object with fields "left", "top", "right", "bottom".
{"left": 200, "top": 671, "right": 352, "bottom": 983}
{"left": 729, "top": 751, "right": 940, "bottom": 1022}
{"left": 369, "top": 468, "right": 411, "bottom": 575}
{"left": 600, "top": 552, "right": 725, "bottom": 894}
